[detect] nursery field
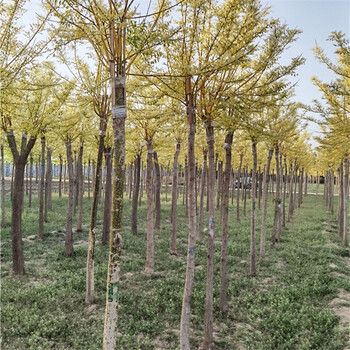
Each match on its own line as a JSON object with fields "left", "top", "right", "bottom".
{"left": 1, "top": 192, "right": 349, "bottom": 350}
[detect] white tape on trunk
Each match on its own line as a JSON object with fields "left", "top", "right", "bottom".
{"left": 112, "top": 105, "right": 127, "bottom": 119}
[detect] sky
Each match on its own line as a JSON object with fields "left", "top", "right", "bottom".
{"left": 260, "top": 0, "right": 349, "bottom": 147}
{"left": 22, "top": 0, "right": 349, "bottom": 148}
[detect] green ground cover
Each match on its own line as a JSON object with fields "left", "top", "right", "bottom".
{"left": 1, "top": 192, "right": 349, "bottom": 349}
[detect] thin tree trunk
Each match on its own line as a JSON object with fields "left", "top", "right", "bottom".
{"left": 139, "top": 161, "right": 144, "bottom": 206}
{"left": 198, "top": 150, "right": 207, "bottom": 240}
{"left": 243, "top": 167, "right": 247, "bottom": 217}
{"left": 250, "top": 141, "right": 258, "bottom": 277}
{"left": 128, "top": 163, "right": 133, "bottom": 199}
{"left": 1, "top": 145, "right": 6, "bottom": 228}
{"left": 201, "top": 121, "right": 216, "bottom": 350}
{"left": 145, "top": 140, "right": 154, "bottom": 275}
{"left": 86, "top": 115, "right": 106, "bottom": 305}
{"left": 216, "top": 161, "right": 223, "bottom": 210}
{"left": 236, "top": 155, "right": 243, "bottom": 221}
{"left": 338, "top": 162, "right": 344, "bottom": 239}
{"left": 59, "top": 155, "right": 63, "bottom": 198}
{"left": 102, "top": 148, "right": 113, "bottom": 244}
{"left": 219, "top": 132, "right": 233, "bottom": 312}
{"left": 73, "top": 152, "right": 78, "bottom": 216}
{"left": 47, "top": 148, "right": 52, "bottom": 210}
{"left": 259, "top": 148, "right": 273, "bottom": 261}
{"left": 282, "top": 156, "right": 287, "bottom": 227}
{"left": 87, "top": 158, "right": 91, "bottom": 200}
{"left": 179, "top": 77, "right": 196, "bottom": 349}
{"left": 154, "top": 151, "right": 161, "bottom": 230}
{"left": 171, "top": 142, "right": 181, "bottom": 254}
{"left": 165, "top": 160, "right": 170, "bottom": 202}
{"left": 131, "top": 154, "right": 141, "bottom": 234}
{"left": 38, "top": 137, "right": 46, "bottom": 239}
{"left": 63, "top": 161, "right": 67, "bottom": 194}
{"left": 77, "top": 144, "right": 84, "bottom": 231}
{"left": 272, "top": 146, "right": 281, "bottom": 244}
{"left": 258, "top": 167, "right": 262, "bottom": 210}
{"left": 343, "top": 155, "right": 349, "bottom": 246}
{"left": 65, "top": 141, "right": 74, "bottom": 256}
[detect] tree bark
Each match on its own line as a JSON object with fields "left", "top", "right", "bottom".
{"left": 7, "top": 132, "right": 36, "bottom": 274}
{"left": 38, "top": 137, "right": 46, "bottom": 239}
{"left": 201, "top": 121, "right": 216, "bottom": 350}
{"left": 338, "top": 162, "right": 344, "bottom": 239}
{"left": 1, "top": 145, "right": 6, "bottom": 228}
{"left": 77, "top": 144, "right": 84, "bottom": 231}
{"left": 198, "top": 150, "right": 207, "bottom": 241}
{"left": 259, "top": 148, "right": 273, "bottom": 261}
{"left": 216, "top": 161, "right": 223, "bottom": 210}
{"left": 343, "top": 155, "right": 349, "bottom": 246}
{"left": 131, "top": 154, "right": 141, "bottom": 234}
{"left": 102, "top": 148, "right": 113, "bottom": 244}
{"left": 65, "top": 141, "right": 74, "bottom": 256}
{"left": 145, "top": 140, "right": 154, "bottom": 275}
{"left": 282, "top": 156, "right": 287, "bottom": 227}
{"left": 272, "top": 146, "right": 281, "bottom": 244}
{"left": 154, "top": 151, "right": 161, "bottom": 230}
{"left": 219, "top": 132, "right": 233, "bottom": 312}
{"left": 86, "top": 115, "right": 106, "bottom": 305}
{"left": 59, "top": 154, "right": 63, "bottom": 198}
{"left": 236, "top": 155, "right": 243, "bottom": 221}
{"left": 47, "top": 148, "right": 52, "bottom": 210}
{"left": 179, "top": 77, "right": 196, "bottom": 349}
{"left": 171, "top": 142, "right": 181, "bottom": 254}
{"left": 250, "top": 141, "right": 258, "bottom": 277}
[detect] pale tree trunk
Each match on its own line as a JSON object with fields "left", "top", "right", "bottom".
{"left": 201, "top": 121, "right": 216, "bottom": 350}
{"left": 28, "top": 155, "right": 33, "bottom": 208}
{"left": 92, "top": 159, "right": 96, "bottom": 198}
{"left": 59, "top": 155, "right": 63, "bottom": 198}
{"left": 65, "top": 141, "right": 74, "bottom": 256}
{"left": 171, "top": 142, "right": 181, "bottom": 255}
{"left": 185, "top": 157, "right": 189, "bottom": 218}
{"left": 338, "top": 162, "right": 344, "bottom": 239}
{"left": 154, "top": 151, "right": 161, "bottom": 230}
{"left": 216, "top": 161, "right": 223, "bottom": 210}
{"left": 282, "top": 156, "right": 287, "bottom": 227}
{"left": 258, "top": 167, "right": 262, "bottom": 210}
{"left": 236, "top": 155, "right": 243, "bottom": 221}
{"left": 219, "top": 132, "right": 233, "bottom": 313}
{"left": 198, "top": 150, "right": 207, "bottom": 241}
{"left": 259, "top": 148, "right": 273, "bottom": 261}
{"left": 298, "top": 168, "right": 303, "bottom": 208}
{"left": 38, "top": 137, "right": 46, "bottom": 239}
{"left": 77, "top": 144, "right": 84, "bottom": 231}
{"left": 343, "top": 155, "right": 349, "bottom": 246}
{"left": 74, "top": 151, "right": 78, "bottom": 216}
{"left": 165, "top": 160, "right": 170, "bottom": 202}
{"left": 102, "top": 43, "right": 126, "bottom": 347}
{"left": 87, "top": 158, "right": 91, "bottom": 200}
{"left": 102, "top": 148, "right": 113, "bottom": 245}
{"left": 11, "top": 164, "right": 14, "bottom": 201}
{"left": 287, "top": 160, "right": 296, "bottom": 222}
{"left": 47, "top": 148, "right": 52, "bottom": 210}
{"left": 304, "top": 172, "right": 308, "bottom": 195}
{"left": 1, "top": 145, "right": 6, "bottom": 228}
{"left": 86, "top": 116, "right": 106, "bottom": 305}
{"left": 250, "top": 141, "right": 258, "bottom": 278}
{"left": 272, "top": 146, "right": 281, "bottom": 244}
{"left": 179, "top": 77, "right": 196, "bottom": 349}
{"left": 7, "top": 132, "right": 36, "bottom": 274}
{"left": 131, "top": 154, "right": 141, "bottom": 234}
{"left": 145, "top": 140, "right": 154, "bottom": 275}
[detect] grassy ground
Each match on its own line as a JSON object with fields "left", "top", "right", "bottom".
{"left": 1, "top": 190, "right": 349, "bottom": 349}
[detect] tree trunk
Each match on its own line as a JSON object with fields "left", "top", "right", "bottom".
{"left": 128, "top": 163, "right": 133, "bottom": 200}
{"left": 250, "top": 141, "right": 258, "bottom": 277}
{"left": 272, "top": 146, "right": 281, "bottom": 244}
{"left": 47, "top": 148, "right": 52, "bottom": 210}
{"left": 243, "top": 167, "right": 247, "bottom": 217}
{"left": 201, "top": 121, "right": 216, "bottom": 350}
{"left": 343, "top": 155, "right": 349, "bottom": 246}
{"left": 73, "top": 151, "right": 78, "bottom": 216}
{"left": 86, "top": 116, "right": 106, "bottom": 305}
{"left": 65, "top": 141, "right": 74, "bottom": 256}
{"left": 282, "top": 156, "right": 287, "bottom": 227}
{"left": 1, "top": 145, "right": 6, "bottom": 228}
{"left": 131, "top": 154, "right": 141, "bottom": 234}
{"left": 77, "top": 144, "right": 84, "bottom": 231}
{"left": 165, "top": 160, "right": 170, "bottom": 202}
{"left": 216, "top": 161, "right": 223, "bottom": 210}
{"left": 258, "top": 167, "right": 262, "bottom": 210}
{"left": 102, "top": 148, "right": 113, "bottom": 245}
{"left": 179, "top": 77, "right": 196, "bottom": 349}
{"left": 154, "top": 151, "right": 161, "bottom": 230}
{"left": 87, "top": 158, "right": 91, "bottom": 200}
{"left": 236, "top": 155, "right": 243, "bottom": 221}
{"left": 259, "top": 148, "right": 273, "bottom": 261}
{"left": 7, "top": 132, "right": 36, "bottom": 274}
{"left": 219, "top": 132, "right": 233, "bottom": 313}
{"left": 171, "top": 142, "right": 181, "bottom": 254}
{"left": 59, "top": 154, "right": 63, "bottom": 198}
{"left": 63, "top": 161, "right": 67, "bottom": 194}
{"left": 338, "top": 162, "right": 344, "bottom": 239}
{"left": 145, "top": 140, "right": 154, "bottom": 275}
{"left": 139, "top": 161, "right": 144, "bottom": 206}
{"left": 198, "top": 150, "right": 207, "bottom": 241}
{"left": 38, "top": 137, "right": 46, "bottom": 239}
